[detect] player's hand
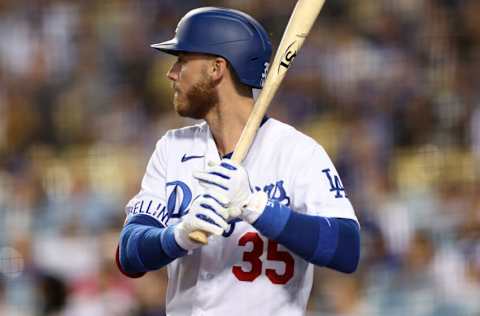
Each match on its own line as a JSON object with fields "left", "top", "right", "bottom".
{"left": 193, "top": 159, "right": 250, "bottom": 217}
{"left": 193, "top": 159, "right": 268, "bottom": 223}
{"left": 174, "top": 193, "right": 229, "bottom": 251}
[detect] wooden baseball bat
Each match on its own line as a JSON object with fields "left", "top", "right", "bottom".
{"left": 189, "top": 0, "right": 326, "bottom": 244}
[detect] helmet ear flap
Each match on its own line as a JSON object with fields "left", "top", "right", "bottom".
{"left": 150, "top": 7, "right": 272, "bottom": 89}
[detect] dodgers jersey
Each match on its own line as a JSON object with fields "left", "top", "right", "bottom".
{"left": 124, "top": 118, "right": 358, "bottom": 316}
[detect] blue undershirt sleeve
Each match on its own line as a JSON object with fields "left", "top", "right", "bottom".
{"left": 252, "top": 199, "right": 360, "bottom": 273}
{"left": 118, "top": 214, "right": 187, "bottom": 276}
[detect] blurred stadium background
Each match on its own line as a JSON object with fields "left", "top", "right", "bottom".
{"left": 0, "top": 0, "right": 479, "bottom": 315}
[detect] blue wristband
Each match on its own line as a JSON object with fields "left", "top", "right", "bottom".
{"left": 252, "top": 199, "right": 291, "bottom": 238}
{"left": 161, "top": 225, "right": 188, "bottom": 258}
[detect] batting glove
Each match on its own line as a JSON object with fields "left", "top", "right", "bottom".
{"left": 174, "top": 193, "right": 230, "bottom": 251}
{"left": 193, "top": 159, "right": 268, "bottom": 224}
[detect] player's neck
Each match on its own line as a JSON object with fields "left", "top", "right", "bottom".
{"left": 205, "top": 91, "right": 254, "bottom": 157}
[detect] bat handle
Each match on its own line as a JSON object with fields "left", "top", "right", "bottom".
{"left": 188, "top": 230, "right": 209, "bottom": 245}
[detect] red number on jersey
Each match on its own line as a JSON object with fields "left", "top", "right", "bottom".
{"left": 266, "top": 240, "right": 294, "bottom": 284}
{"left": 232, "top": 232, "right": 294, "bottom": 284}
{"left": 232, "top": 232, "right": 263, "bottom": 281}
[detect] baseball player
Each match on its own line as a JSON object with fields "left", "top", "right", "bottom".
{"left": 116, "top": 7, "right": 360, "bottom": 316}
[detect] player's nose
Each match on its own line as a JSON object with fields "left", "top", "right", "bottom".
{"left": 166, "top": 62, "right": 180, "bottom": 81}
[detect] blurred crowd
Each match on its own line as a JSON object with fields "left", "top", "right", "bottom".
{"left": 0, "top": 0, "right": 479, "bottom": 315}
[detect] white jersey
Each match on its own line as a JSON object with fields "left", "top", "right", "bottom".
{"left": 125, "top": 118, "right": 357, "bottom": 316}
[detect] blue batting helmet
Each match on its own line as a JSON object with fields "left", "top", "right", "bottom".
{"left": 151, "top": 7, "right": 272, "bottom": 89}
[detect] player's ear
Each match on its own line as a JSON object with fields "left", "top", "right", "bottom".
{"left": 210, "top": 57, "right": 227, "bottom": 81}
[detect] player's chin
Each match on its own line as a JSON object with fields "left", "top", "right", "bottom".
{"left": 174, "top": 101, "right": 197, "bottom": 119}
{"left": 176, "top": 105, "right": 207, "bottom": 120}
{"left": 173, "top": 96, "right": 186, "bottom": 114}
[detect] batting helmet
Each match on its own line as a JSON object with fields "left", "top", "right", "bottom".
{"left": 151, "top": 7, "right": 272, "bottom": 89}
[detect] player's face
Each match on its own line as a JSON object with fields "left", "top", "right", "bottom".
{"left": 166, "top": 53, "right": 218, "bottom": 119}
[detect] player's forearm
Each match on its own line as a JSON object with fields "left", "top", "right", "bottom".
{"left": 118, "top": 214, "right": 187, "bottom": 276}
{"left": 252, "top": 200, "right": 360, "bottom": 273}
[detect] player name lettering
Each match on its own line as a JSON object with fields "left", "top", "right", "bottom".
{"left": 126, "top": 199, "right": 169, "bottom": 222}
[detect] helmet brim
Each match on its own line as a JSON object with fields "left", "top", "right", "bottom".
{"left": 150, "top": 40, "right": 221, "bottom": 59}
{"left": 150, "top": 39, "right": 183, "bottom": 56}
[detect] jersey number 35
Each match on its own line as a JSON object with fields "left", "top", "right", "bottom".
{"left": 232, "top": 232, "right": 294, "bottom": 284}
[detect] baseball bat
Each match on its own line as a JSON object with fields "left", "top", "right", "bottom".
{"left": 189, "top": 0, "right": 326, "bottom": 244}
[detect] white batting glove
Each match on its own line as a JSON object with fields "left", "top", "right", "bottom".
{"left": 242, "top": 190, "right": 269, "bottom": 224}
{"left": 174, "top": 193, "right": 230, "bottom": 251}
{"left": 193, "top": 159, "right": 268, "bottom": 223}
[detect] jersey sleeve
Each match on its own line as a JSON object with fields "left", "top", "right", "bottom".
{"left": 124, "top": 135, "right": 170, "bottom": 226}
{"left": 291, "top": 143, "right": 357, "bottom": 221}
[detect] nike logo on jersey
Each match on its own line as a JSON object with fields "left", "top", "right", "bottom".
{"left": 181, "top": 154, "right": 205, "bottom": 162}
